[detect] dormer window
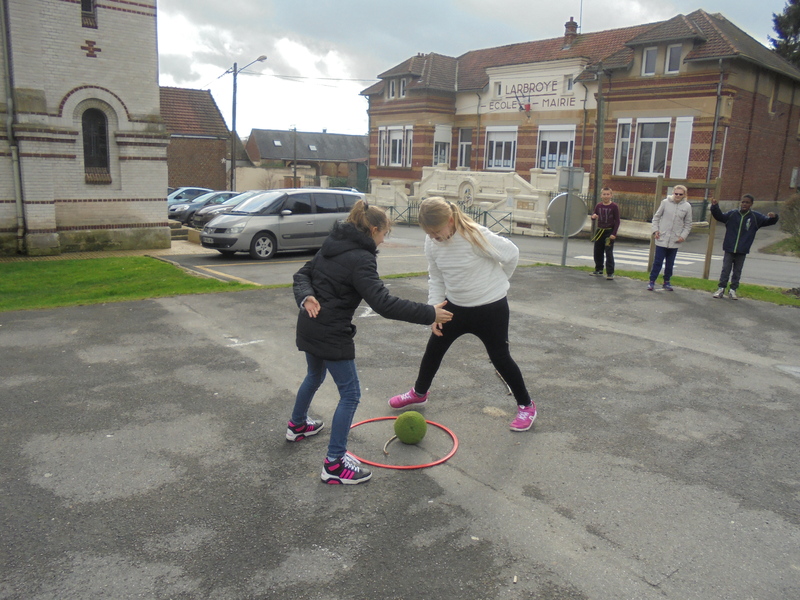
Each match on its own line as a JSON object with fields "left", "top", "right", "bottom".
{"left": 388, "top": 79, "right": 396, "bottom": 99}
{"left": 642, "top": 47, "right": 657, "bottom": 76}
{"left": 665, "top": 44, "right": 682, "bottom": 74}
{"left": 399, "top": 78, "right": 407, "bottom": 97}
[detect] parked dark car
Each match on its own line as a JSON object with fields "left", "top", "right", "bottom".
{"left": 167, "top": 190, "right": 239, "bottom": 224}
{"left": 200, "top": 188, "right": 363, "bottom": 259}
{"left": 167, "top": 187, "right": 212, "bottom": 205}
{"left": 190, "top": 190, "right": 265, "bottom": 229}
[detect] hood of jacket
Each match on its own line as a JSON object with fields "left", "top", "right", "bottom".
{"left": 320, "top": 221, "right": 377, "bottom": 260}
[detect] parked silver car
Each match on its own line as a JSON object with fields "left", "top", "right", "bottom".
{"left": 200, "top": 188, "right": 363, "bottom": 259}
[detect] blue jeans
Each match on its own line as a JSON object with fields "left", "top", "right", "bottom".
{"left": 291, "top": 353, "right": 361, "bottom": 460}
{"left": 650, "top": 246, "right": 678, "bottom": 283}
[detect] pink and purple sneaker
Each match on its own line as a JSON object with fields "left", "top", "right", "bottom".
{"left": 510, "top": 403, "right": 537, "bottom": 431}
{"left": 388, "top": 388, "right": 429, "bottom": 410}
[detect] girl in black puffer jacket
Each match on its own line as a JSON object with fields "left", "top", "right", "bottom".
{"left": 287, "top": 199, "right": 452, "bottom": 485}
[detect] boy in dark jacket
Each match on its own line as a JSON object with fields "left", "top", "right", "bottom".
{"left": 288, "top": 199, "right": 452, "bottom": 484}
{"left": 710, "top": 194, "right": 778, "bottom": 299}
{"left": 590, "top": 186, "right": 621, "bottom": 280}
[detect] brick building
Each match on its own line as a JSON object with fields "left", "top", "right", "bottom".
{"left": 160, "top": 87, "right": 230, "bottom": 191}
{"left": 0, "top": 0, "right": 168, "bottom": 256}
{"left": 244, "top": 129, "right": 368, "bottom": 190}
{"left": 361, "top": 10, "right": 800, "bottom": 204}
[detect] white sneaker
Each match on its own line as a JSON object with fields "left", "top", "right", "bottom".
{"left": 712, "top": 287, "right": 725, "bottom": 299}
{"left": 728, "top": 289, "right": 738, "bottom": 300}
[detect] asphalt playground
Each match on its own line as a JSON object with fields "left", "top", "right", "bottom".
{"left": 1, "top": 240, "right": 799, "bottom": 598}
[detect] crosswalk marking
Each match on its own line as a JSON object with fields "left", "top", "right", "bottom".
{"left": 574, "top": 248, "right": 719, "bottom": 267}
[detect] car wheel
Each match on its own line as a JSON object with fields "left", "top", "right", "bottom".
{"left": 183, "top": 211, "right": 195, "bottom": 225}
{"left": 249, "top": 231, "right": 276, "bottom": 259}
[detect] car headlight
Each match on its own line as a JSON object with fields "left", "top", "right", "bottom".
{"left": 171, "top": 204, "right": 189, "bottom": 211}
{"left": 227, "top": 224, "right": 246, "bottom": 234}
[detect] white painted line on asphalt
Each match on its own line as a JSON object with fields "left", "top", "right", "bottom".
{"left": 226, "top": 339, "right": 265, "bottom": 347}
{"left": 574, "top": 255, "right": 702, "bottom": 266}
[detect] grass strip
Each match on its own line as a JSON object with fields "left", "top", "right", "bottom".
{"left": 0, "top": 256, "right": 260, "bottom": 312}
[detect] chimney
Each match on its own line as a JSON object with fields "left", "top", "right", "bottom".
{"left": 563, "top": 17, "right": 578, "bottom": 49}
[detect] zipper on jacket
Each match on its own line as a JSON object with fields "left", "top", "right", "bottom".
{"left": 733, "top": 210, "right": 750, "bottom": 253}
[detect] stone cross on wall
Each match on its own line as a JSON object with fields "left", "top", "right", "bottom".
{"left": 81, "top": 40, "right": 101, "bottom": 58}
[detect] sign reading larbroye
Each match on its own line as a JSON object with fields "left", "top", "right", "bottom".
{"left": 488, "top": 77, "right": 576, "bottom": 113}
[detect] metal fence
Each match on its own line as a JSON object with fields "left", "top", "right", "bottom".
{"left": 546, "top": 192, "right": 706, "bottom": 222}
{"left": 387, "top": 200, "right": 512, "bottom": 235}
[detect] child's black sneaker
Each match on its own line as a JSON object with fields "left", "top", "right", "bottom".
{"left": 321, "top": 453, "right": 372, "bottom": 485}
{"left": 286, "top": 418, "right": 324, "bottom": 442}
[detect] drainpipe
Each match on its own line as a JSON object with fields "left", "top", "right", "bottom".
{"left": 580, "top": 81, "right": 590, "bottom": 171}
{"left": 594, "top": 68, "right": 607, "bottom": 201}
{"left": 703, "top": 59, "right": 724, "bottom": 220}
{"left": 475, "top": 91, "right": 482, "bottom": 171}
{"left": 0, "top": 0, "right": 25, "bottom": 253}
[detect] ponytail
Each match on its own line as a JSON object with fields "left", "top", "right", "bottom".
{"left": 419, "top": 196, "right": 492, "bottom": 254}
{"left": 345, "top": 198, "right": 390, "bottom": 236}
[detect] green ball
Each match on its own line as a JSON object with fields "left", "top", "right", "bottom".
{"left": 394, "top": 411, "right": 427, "bottom": 445}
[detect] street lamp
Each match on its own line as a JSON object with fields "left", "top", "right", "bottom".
{"left": 229, "top": 55, "right": 267, "bottom": 191}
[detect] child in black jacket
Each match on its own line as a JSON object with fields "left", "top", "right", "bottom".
{"left": 288, "top": 199, "right": 452, "bottom": 484}
{"left": 710, "top": 195, "right": 778, "bottom": 299}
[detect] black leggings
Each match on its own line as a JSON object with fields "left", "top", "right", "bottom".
{"left": 414, "top": 297, "right": 532, "bottom": 406}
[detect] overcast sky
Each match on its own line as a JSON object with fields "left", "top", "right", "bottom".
{"left": 157, "top": 1, "right": 789, "bottom": 137}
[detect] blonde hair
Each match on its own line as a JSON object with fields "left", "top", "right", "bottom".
{"left": 346, "top": 198, "right": 391, "bottom": 236}
{"left": 419, "top": 196, "right": 491, "bottom": 254}
{"left": 673, "top": 185, "right": 688, "bottom": 196}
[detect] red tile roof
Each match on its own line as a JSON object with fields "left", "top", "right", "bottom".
{"left": 362, "top": 9, "right": 800, "bottom": 96}
{"left": 159, "top": 87, "right": 230, "bottom": 138}
{"left": 455, "top": 22, "right": 658, "bottom": 90}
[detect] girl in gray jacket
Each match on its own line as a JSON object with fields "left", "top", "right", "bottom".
{"left": 648, "top": 185, "right": 693, "bottom": 291}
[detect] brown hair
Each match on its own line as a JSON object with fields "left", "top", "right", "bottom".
{"left": 419, "top": 196, "right": 492, "bottom": 254}
{"left": 345, "top": 198, "right": 391, "bottom": 236}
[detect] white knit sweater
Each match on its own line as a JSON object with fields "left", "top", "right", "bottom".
{"left": 424, "top": 225, "right": 519, "bottom": 306}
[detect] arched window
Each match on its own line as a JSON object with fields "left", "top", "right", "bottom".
{"left": 83, "top": 108, "right": 111, "bottom": 183}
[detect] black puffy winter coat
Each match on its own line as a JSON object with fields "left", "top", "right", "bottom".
{"left": 293, "top": 222, "right": 435, "bottom": 361}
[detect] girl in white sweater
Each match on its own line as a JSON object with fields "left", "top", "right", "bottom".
{"left": 388, "top": 196, "right": 537, "bottom": 432}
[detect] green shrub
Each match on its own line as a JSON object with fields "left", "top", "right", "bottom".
{"left": 780, "top": 193, "right": 800, "bottom": 238}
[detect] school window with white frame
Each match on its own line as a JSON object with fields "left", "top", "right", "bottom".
{"left": 378, "top": 126, "right": 413, "bottom": 167}
{"left": 484, "top": 127, "right": 517, "bottom": 170}
{"left": 433, "top": 125, "right": 452, "bottom": 166}
{"left": 537, "top": 126, "right": 575, "bottom": 171}
{"left": 388, "top": 80, "right": 396, "bottom": 99}
{"left": 665, "top": 44, "right": 682, "bottom": 74}
{"left": 614, "top": 119, "right": 632, "bottom": 176}
{"left": 634, "top": 119, "right": 670, "bottom": 176}
{"left": 642, "top": 47, "right": 657, "bottom": 76}
{"left": 458, "top": 128, "right": 473, "bottom": 168}
{"left": 399, "top": 78, "right": 407, "bottom": 97}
